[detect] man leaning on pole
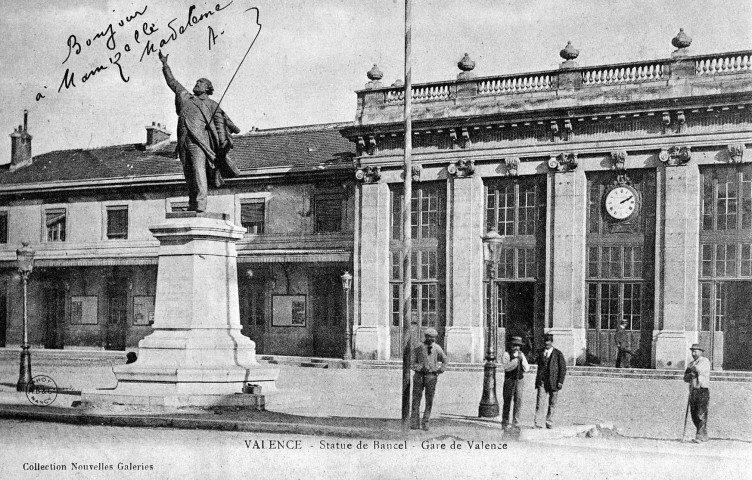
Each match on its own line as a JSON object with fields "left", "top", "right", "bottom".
{"left": 410, "top": 328, "right": 447, "bottom": 431}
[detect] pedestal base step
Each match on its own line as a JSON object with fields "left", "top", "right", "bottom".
{"left": 80, "top": 391, "right": 265, "bottom": 410}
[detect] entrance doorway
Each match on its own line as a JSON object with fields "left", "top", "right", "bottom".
{"left": 493, "top": 281, "right": 539, "bottom": 359}
{"left": 240, "top": 279, "right": 266, "bottom": 354}
{"left": 311, "top": 273, "right": 344, "bottom": 358}
{"left": 43, "top": 287, "right": 65, "bottom": 349}
{"left": 105, "top": 279, "right": 128, "bottom": 350}
{"left": 724, "top": 282, "right": 752, "bottom": 370}
{"left": 701, "top": 281, "right": 752, "bottom": 371}
{"left": 0, "top": 279, "right": 6, "bottom": 347}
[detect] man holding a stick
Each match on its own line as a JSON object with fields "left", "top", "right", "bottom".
{"left": 683, "top": 343, "right": 711, "bottom": 443}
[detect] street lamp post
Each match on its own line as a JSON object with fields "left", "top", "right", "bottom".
{"left": 479, "top": 228, "right": 503, "bottom": 417}
{"left": 341, "top": 271, "right": 353, "bottom": 361}
{"left": 16, "top": 242, "right": 35, "bottom": 392}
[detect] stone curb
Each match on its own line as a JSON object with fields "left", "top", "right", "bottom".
{"left": 0, "top": 404, "right": 523, "bottom": 441}
{"left": 0, "top": 406, "right": 398, "bottom": 439}
{"left": 0, "top": 401, "right": 622, "bottom": 445}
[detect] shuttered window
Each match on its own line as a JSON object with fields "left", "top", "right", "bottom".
{"left": 241, "top": 200, "right": 265, "bottom": 234}
{"left": 45, "top": 208, "right": 66, "bottom": 242}
{"left": 106, "top": 206, "right": 128, "bottom": 240}
{"left": 314, "top": 193, "right": 342, "bottom": 233}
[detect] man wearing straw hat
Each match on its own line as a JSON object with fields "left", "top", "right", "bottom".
{"left": 683, "top": 343, "right": 711, "bottom": 443}
{"left": 502, "top": 336, "right": 530, "bottom": 430}
{"left": 410, "top": 328, "right": 447, "bottom": 431}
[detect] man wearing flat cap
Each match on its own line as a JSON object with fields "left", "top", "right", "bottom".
{"left": 410, "top": 327, "right": 447, "bottom": 431}
{"left": 501, "top": 336, "right": 530, "bottom": 429}
{"left": 534, "top": 333, "right": 567, "bottom": 429}
{"left": 684, "top": 343, "right": 710, "bottom": 442}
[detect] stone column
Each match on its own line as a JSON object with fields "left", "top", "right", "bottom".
{"left": 654, "top": 160, "right": 700, "bottom": 370}
{"left": 445, "top": 173, "right": 485, "bottom": 363}
{"left": 354, "top": 181, "right": 391, "bottom": 360}
{"left": 547, "top": 168, "right": 588, "bottom": 364}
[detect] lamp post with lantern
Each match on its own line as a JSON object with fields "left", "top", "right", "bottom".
{"left": 16, "top": 242, "right": 35, "bottom": 392}
{"left": 479, "top": 228, "right": 503, "bottom": 417}
{"left": 340, "top": 271, "right": 353, "bottom": 361}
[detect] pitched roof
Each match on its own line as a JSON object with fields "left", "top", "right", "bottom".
{"left": 0, "top": 122, "right": 355, "bottom": 187}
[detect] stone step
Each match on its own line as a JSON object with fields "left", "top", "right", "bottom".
{"left": 4, "top": 349, "right": 751, "bottom": 382}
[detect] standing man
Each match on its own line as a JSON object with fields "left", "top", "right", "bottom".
{"left": 614, "top": 318, "right": 633, "bottom": 368}
{"left": 502, "top": 336, "right": 530, "bottom": 430}
{"left": 158, "top": 51, "right": 240, "bottom": 212}
{"left": 684, "top": 344, "right": 710, "bottom": 443}
{"left": 410, "top": 327, "right": 447, "bottom": 431}
{"left": 534, "top": 333, "right": 566, "bottom": 429}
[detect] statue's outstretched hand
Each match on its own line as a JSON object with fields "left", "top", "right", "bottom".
{"left": 158, "top": 51, "right": 169, "bottom": 65}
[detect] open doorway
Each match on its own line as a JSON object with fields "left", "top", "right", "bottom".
{"left": 495, "top": 281, "right": 537, "bottom": 359}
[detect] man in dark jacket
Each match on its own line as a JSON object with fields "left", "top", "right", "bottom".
{"left": 534, "top": 333, "right": 567, "bottom": 429}
{"left": 158, "top": 51, "right": 241, "bottom": 212}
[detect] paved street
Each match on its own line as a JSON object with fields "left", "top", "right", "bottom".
{"left": 1, "top": 357, "right": 751, "bottom": 442}
{"left": 269, "top": 366, "right": 752, "bottom": 441}
{"left": 0, "top": 419, "right": 749, "bottom": 480}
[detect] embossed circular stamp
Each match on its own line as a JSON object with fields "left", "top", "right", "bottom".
{"left": 25, "top": 375, "right": 58, "bottom": 407}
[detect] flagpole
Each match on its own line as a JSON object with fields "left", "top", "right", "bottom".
{"left": 401, "top": 0, "right": 414, "bottom": 427}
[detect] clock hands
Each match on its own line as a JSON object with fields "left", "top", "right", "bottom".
{"left": 620, "top": 195, "right": 634, "bottom": 204}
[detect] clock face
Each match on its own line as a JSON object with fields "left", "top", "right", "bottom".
{"left": 604, "top": 186, "right": 638, "bottom": 220}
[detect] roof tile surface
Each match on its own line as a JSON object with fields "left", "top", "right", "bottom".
{"left": 0, "top": 123, "right": 354, "bottom": 186}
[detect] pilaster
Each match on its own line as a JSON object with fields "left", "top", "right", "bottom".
{"left": 354, "top": 181, "right": 390, "bottom": 360}
{"left": 548, "top": 168, "right": 588, "bottom": 364}
{"left": 654, "top": 161, "right": 700, "bottom": 369}
{"left": 445, "top": 173, "right": 484, "bottom": 363}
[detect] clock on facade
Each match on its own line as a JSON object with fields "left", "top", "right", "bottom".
{"left": 604, "top": 184, "right": 639, "bottom": 220}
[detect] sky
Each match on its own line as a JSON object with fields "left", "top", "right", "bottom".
{"left": 1, "top": 0, "right": 751, "bottom": 165}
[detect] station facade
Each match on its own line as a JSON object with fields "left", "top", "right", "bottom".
{"left": 343, "top": 34, "right": 752, "bottom": 370}
{"left": 1, "top": 32, "right": 751, "bottom": 370}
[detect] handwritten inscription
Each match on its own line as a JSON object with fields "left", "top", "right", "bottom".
{"left": 37, "top": 1, "right": 241, "bottom": 102}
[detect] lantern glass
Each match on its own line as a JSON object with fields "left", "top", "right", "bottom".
{"left": 16, "top": 242, "right": 35, "bottom": 275}
{"left": 340, "top": 271, "right": 353, "bottom": 291}
{"left": 481, "top": 229, "right": 503, "bottom": 262}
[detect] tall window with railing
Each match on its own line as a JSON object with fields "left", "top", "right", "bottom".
{"left": 390, "top": 183, "right": 446, "bottom": 336}
{"left": 699, "top": 164, "right": 752, "bottom": 370}
{"left": 585, "top": 169, "right": 655, "bottom": 366}
{"left": 483, "top": 176, "right": 546, "bottom": 338}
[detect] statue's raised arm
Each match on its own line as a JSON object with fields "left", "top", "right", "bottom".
{"left": 159, "top": 51, "right": 186, "bottom": 95}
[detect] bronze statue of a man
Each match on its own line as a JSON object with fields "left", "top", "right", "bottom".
{"left": 159, "top": 51, "right": 241, "bottom": 212}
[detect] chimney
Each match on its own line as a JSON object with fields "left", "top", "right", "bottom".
{"left": 145, "top": 121, "right": 171, "bottom": 147}
{"left": 9, "top": 110, "right": 32, "bottom": 170}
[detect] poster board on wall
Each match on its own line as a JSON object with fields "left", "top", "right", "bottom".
{"left": 272, "top": 295, "right": 306, "bottom": 327}
{"left": 70, "top": 296, "right": 98, "bottom": 325}
{"left": 133, "top": 295, "right": 155, "bottom": 326}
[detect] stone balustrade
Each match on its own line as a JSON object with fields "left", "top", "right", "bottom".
{"left": 695, "top": 51, "right": 752, "bottom": 75}
{"left": 353, "top": 48, "right": 752, "bottom": 127}
{"left": 581, "top": 61, "right": 665, "bottom": 85}
{"left": 477, "top": 73, "right": 553, "bottom": 95}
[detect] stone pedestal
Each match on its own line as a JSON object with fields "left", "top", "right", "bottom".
{"left": 83, "top": 213, "right": 278, "bottom": 408}
{"left": 654, "top": 330, "right": 696, "bottom": 370}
